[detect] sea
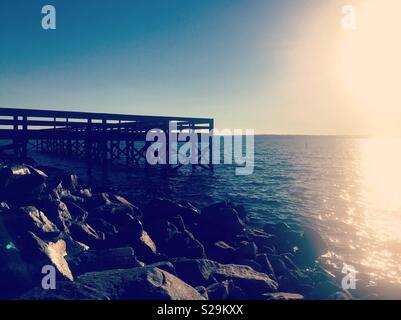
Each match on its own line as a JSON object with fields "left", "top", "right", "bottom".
{"left": 29, "top": 135, "right": 401, "bottom": 298}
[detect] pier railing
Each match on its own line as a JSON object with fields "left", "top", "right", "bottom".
{"left": 0, "top": 107, "right": 214, "bottom": 173}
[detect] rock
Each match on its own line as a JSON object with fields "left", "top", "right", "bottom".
{"left": 266, "top": 254, "right": 289, "bottom": 276}
{"left": 33, "top": 199, "right": 72, "bottom": 231}
{"left": 64, "top": 202, "right": 88, "bottom": 223}
{"left": 255, "top": 254, "right": 276, "bottom": 281}
{"left": 172, "top": 258, "right": 278, "bottom": 297}
{"left": 207, "top": 241, "right": 237, "bottom": 263}
{"left": 79, "top": 188, "right": 93, "bottom": 199}
{"left": 236, "top": 241, "right": 257, "bottom": 260}
{"left": 195, "top": 286, "right": 209, "bottom": 300}
{"left": 0, "top": 164, "right": 47, "bottom": 203}
{"left": 198, "top": 202, "right": 245, "bottom": 242}
{"left": 263, "top": 292, "right": 304, "bottom": 300}
{"left": 143, "top": 216, "right": 205, "bottom": 260}
{"left": 298, "top": 227, "right": 328, "bottom": 261}
{"left": 132, "top": 230, "right": 159, "bottom": 263}
{"left": 0, "top": 230, "right": 74, "bottom": 298}
{"left": 91, "top": 203, "right": 143, "bottom": 240}
{"left": 263, "top": 222, "right": 291, "bottom": 235}
{"left": 278, "top": 269, "right": 314, "bottom": 294}
{"left": 1, "top": 206, "right": 59, "bottom": 239}
{"left": 68, "top": 222, "right": 105, "bottom": 248}
{"left": 0, "top": 202, "right": 10, "bottom": 211}
{"left": 77, "top": 267, "right": 206, "bottom": 300}
{"left": 328, "top": 291, "right": 352, "bottom": 300}
{"left": 66, "top": 247, "right": 143, "bottom": 276}
{"left": 146, "top": 261, "right": 176, "bottom": 275}
{"left": 84, "top": 193, "right": 111, "bottom": 210}
{"left": 233, "top": 204, "right": 247, "bottom": 220}
{"left": 206, "top": 280, "right": 235, "bottom": 300}
{"left": 19, "top": 281, "right": 109, "bottom": 300}
{"left": 237, "top": 259, "right": 262, "bottom": 272}
{"left": 61, "top": 174, "right": 79, "bottom": 191}
{"left": 163, "top": 229, "right": 206, "bottom": 259}
{"left": 144, "top": 198, "right": 197, "bottom": 222}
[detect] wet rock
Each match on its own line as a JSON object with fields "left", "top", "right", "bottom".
{"left": 328, "top": 291, "right": 352, "bottom": 300}
{"left": 298, "top": 227, "right": 328, "bottom": 261}
{"left": 77, "top": 267, "right": 206, "bottom": 300}
{"left": 172, "top": 258, "right": 278, "bottom": 297}
{"left": 263, "top": 292, "right": 304, "bottom": 300}
{"left": 278, "top": 269, "right": 314, "bottom": 294}
{"left": 266, "top": 254, "right": 290, "bottom": 276}
{"left": 263, "top": 222, "right": 291, "bottom": 235}
{"left": 66, "top": 247, "right": 143, "bottom": 276}
{"left": 255, "top": 254, "right": 277, "bottom": 281}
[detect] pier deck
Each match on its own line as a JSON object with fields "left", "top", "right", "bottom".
{"left": 0, "top": 108, "right": 214, "bottom": 173}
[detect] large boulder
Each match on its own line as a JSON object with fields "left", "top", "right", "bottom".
{"left": 206, "top": 280, "right": 244, "bottom": 300}
{"left": 144, "top": 199, "right": 200, "bottom": 226}
{"left": 68, "top": 222, "right": 105, "bottom": 248}
{"left": 172, "top": 258, "right": 278, "bottom": 298}
{"left": 206, "top": 241, "right": 237, "bottom": 263}
{"left": 19, "top": 281, "right": 109, "bottom": 300}
{"left": 298, "top": 227, "right": 328, "bottom": 261}
{"left": 66, "top": 247, "right": 143, "bottom": 276}
{"left": 77, "top": 267, "right": 206, "bottom": 300}
{"left": 1, "top": 206, "right": 59, "bottom": 239}
{"left": 33, "top": 199, "right": 72, "bottom": 231}
{"left": 197, "top": 202, "right": 245, "bottom": 242}
{"left": 0, "top": 231, "right": 74, "bottom": 299}
{"left": 0, "top": 164, "right": 47, "bottom": 204}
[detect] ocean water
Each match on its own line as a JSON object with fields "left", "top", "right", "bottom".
{"left": 31, "top": 136, "right": 401, "bottom": 297}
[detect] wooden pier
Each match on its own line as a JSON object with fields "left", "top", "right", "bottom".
{"left": 0, "top": 108, "right": 214, "bottom": 174}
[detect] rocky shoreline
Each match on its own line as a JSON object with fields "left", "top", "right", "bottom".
{"left": 0, "top": 157, "right": 351, "bottom": 300}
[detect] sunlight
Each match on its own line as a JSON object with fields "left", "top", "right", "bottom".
{"left": 359, "top": 138, "right": 401, "bottom": 242}
{"left": 336, "top": 0, "right": 401, "bottom": 134}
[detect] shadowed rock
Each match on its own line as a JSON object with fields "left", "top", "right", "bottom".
{"left": 77, "top": 267, "right": 206, "bottom": 300}
{"left": 263, "top": 292, "right": 304, "bottom": 300}
{"left": 19, "top": 281, "right": 109, "bottom": 300}
{"left": 172, "top": 258, "right": 278, "bottom": 297}
{"left": 66, "top": 247, "right": 143, "bottom": 276}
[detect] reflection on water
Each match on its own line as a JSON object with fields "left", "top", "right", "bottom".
{"left": 31, "top": 136, "right": 401, "bottom": 297}
{"left": 355, "top": 139, "right": 401, "bottom": 284}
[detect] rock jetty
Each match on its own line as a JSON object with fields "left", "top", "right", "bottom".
{"left": 0, "top": 158, "right": 350, "bottom": 300}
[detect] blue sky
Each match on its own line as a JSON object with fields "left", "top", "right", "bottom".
{"left": 1, "top": 0, "right": 397, "bottom": 135}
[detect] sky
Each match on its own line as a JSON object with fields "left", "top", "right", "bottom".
{"left": 0, "top": 0, "right": 400, "bottom": 135}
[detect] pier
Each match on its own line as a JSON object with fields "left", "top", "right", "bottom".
{"left": 0, "top": 108, "right": 214, "bottom": 174}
